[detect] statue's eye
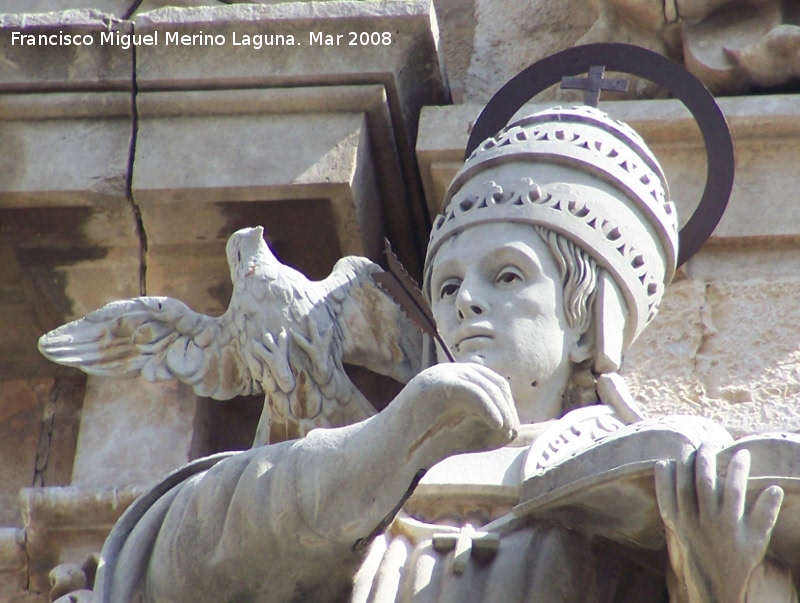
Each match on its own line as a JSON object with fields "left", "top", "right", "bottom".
{"left": 439, "top": 280, "right": 460, "bottom": 300}
{"left": 495, "top": 268, "right": 522, "bottom": 286}
{"left": 237, "top": 251, "right": 242, "bottom": 263}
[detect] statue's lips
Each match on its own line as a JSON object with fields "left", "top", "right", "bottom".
{"left": 454, "top": 327, "right": 494, "bottom": 352}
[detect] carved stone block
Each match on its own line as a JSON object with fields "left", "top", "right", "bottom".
{"left": 132, "top": 87, "right": 390, "bottom": 314}
{"left": 0, "top": 92, "right": 139, "bottom": 379}
{"left": 0, "top": 12, "right": 132, "bottom": 92}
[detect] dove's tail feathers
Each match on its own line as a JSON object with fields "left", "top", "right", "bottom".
{"left": 38, "top": 297, "right": 261, "bottom": 401}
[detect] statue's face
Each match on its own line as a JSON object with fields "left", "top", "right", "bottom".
{"left": 429, "top": 222, "right": 579, "bottom": 423}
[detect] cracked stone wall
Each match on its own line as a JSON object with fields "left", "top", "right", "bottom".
{"left": 0, "top": 2, "right": 449, "bottom": 598}
{"left": 0, "top": 378, "right": 83, "bottom": 601}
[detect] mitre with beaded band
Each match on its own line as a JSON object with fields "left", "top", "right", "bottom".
{"left": 424, "top": 105, "right": 679, "bottom": 371}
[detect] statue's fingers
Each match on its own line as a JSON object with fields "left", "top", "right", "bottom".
{"left": 291, "top": 329, "right": 314, "bottom": 354}
{"left": 448, "top": 366, "right": 518, "bottom": 436}
{"left": 722, "top": 449, "right": 751, "bottom": 521}
{"left": 475, "top": 371, "right": 517, "bottom": 426}
{"left": 675, "top": 448, "right": 698, "bottom": 518}
{"left": 262, "top": 332, "right": 278, "bottom": 352}
{"left": 695, "top": 443, "right": 719, "bottom": 516}
{"left": 749, "top": 485, "right": 784, "bottom": 542}
{"left": 467, "top": 363, "right": 512, "bottom": 396}
{"left": 655, "top": 460, "right": 678, "bottom": 527}
{"left": 461, "top": 364, "right": 516, "bottom": 419}
{"left": 454, "top": 378, "right": 505, "bottom": 430}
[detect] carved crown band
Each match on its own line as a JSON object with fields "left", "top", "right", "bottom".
{"left": 425, "top": 178, "right": 667, "bottom": 346}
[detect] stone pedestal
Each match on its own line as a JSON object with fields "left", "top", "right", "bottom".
{"left": 20, "top": 486, "right": 144, "bottom": 595}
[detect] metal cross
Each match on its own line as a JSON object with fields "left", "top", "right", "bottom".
{"left": 431, "top": 525, "right": 500, "bottom": 574}
{"left": 561, "top": 64, "right": 629, "bottom": 107}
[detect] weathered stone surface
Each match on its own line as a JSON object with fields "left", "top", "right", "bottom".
{"left": 0, "top": 12, "right": 132, "bottom": 92}
{"left": 216, "top": 0, "right": 473, "bottom": 101}
{"left": 133, "top": 0, "right": 448, "bottom": 274}
{"left": 134, "top": 0, "right": 226, "bottom": 13}
{"left": 2, "top": 1, "right": 136, "bottom": 17}
{"left": 0, "top": 377, "right": 84, "bottom": 598}
{"left": 0, "top": 92, "right": 140, "bottom": 378}
{"left": 464, "top": 0, "right": 598, "bottom": 102}
{"left": 622, "top": 278, "right": 707, "bottom": 417}
{"left": 695, "top": 278, "right": 800, "bottom": 435}
{"left": 0, "top": 527, "right": 26, "bottom": 603}
{"left": 0, "top": 92, "right": 131, "bottom": 206}
{"left": 20, "top": 485, "right": 144, "bottom": 594}
{"left": 463, "top": 0, "right": 800, "bottom": 100}
{"left": 71, "top": 377, "right": 203, "bottom": 487}
{"left": 687, "top": 246, "right": 800, "bottom": 283}
{"left": 430, "top": 0, "right": 474, "bottom": 103}
{"left": 0, "top": 380, "right": 48, "bottom": 527}
{"left": 133, "top": 87, "right": 392, "bottom": 312}
{"left": 624, "top": 253, "right": 800, "bottom": 437}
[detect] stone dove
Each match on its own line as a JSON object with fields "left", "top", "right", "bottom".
{"left": 39, "top": 226, "right": 422, "bottom": 445}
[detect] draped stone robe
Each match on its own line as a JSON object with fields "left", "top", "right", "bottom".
{"left": 96, "top": 405, "right": 675, "bottom": 603}
{"left": 350, "top": 407, "right": 668, "bottom": 603}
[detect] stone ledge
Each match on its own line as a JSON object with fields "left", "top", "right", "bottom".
{"left": 132, "top": 0, "right": 448, "bottom": 273}
{"left": 0, "top": 91, "right": 139, "bottom": 377}
{"left": 0, "top": 91, "right": 132, "bottom": 208}
{"left": 132, "top": 85, "right": 400, "bottom": 312}
{"left": 19, "top": 485, "right": 145, "bottom": 594}
{"left": 2, "top": 1, "right": 138, "bottom": 18}
{"left": 0, "top": 11, "right": 133, "bottom": 92}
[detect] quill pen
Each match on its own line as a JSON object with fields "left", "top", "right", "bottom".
{"left": 372, "top": 239, "right": 456, "bottom": 362}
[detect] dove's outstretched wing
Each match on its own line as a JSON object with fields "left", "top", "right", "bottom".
{"left": 38, "top": 225, "right": 428, "bottom": 448}
{"left": 325, "top": 256, "right": 424, "bottom": 385}
{"left": 38, "top": 297, "right": 257, "bottom": 400}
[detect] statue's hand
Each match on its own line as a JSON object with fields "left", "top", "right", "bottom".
{"left": 655, "top": 445, "right": 784, "bottom": 603}
{"left": 395, "top": 362, "right": 519, "bottom": 464}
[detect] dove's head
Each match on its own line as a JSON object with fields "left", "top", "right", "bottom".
{"left": 226, "top": 226, "right": 276, "bottom": 282}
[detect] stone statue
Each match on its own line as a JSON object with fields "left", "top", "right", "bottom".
{"left": 39, "top": 227, "right": 422, "bottom": 445}
{"left": 466, "top": 0, "right": 799, "bottom": 104}
{"left": 39, "top": 103, "right": 800, "bottom": 602}
{"left": 579, "top": 0, "right": 800, "bottom": 95}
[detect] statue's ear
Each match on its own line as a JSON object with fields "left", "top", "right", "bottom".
{"left": 592, "top": 270, "right": 626, "bottom": 373}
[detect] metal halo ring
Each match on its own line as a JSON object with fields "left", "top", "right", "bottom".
{"left": 465, "top": 43, "right": 734, "bottom": 266}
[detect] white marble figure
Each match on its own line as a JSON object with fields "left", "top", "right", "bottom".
{"left": 39, "top": 106, "right": 800, "bottom": 602}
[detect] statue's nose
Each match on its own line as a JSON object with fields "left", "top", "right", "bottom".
{"left": 455, "top": 284, "right": 487, "bottom": 320}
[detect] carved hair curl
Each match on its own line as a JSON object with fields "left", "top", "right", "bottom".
{"left": 535, "top": 226, "right": 600, "bottom": 413}
{"left": 534, "top": 226, "right": 598, "bottom": 335}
